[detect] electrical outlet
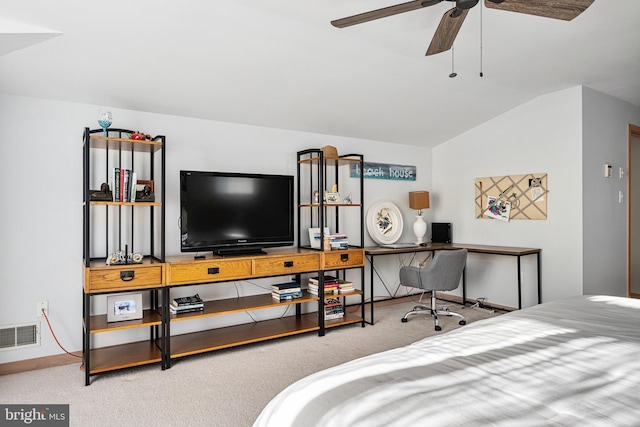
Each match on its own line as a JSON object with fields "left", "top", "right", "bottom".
{"left": 37, "top": 301, "right": 48, "bottom": 317}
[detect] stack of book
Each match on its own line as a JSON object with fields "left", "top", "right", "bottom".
{"left": 329, "top": 234, "right": 349, "bottom": 250}
{"left": 272, "top": 282, "right": 303, "bottom": 301}
{"left": 337, "top": 279, "right": 355, "bottom": 294}
{"left": 308, "top": 276, "right": 339, "bottom": 295}
{"left": 324, "top": 298, "right": 344, "bottom": 320}
{"left": 170, "top": 294, "right": 204, "bottom": 314}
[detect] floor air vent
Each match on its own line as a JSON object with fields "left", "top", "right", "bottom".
{"left": 0, "top": 322, "right": 40, "bottom": 351}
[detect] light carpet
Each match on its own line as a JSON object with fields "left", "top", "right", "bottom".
{"left": 0, "top": 299, "right": 500, "bottom": 426}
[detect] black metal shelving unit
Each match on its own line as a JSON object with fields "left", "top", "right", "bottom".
{"left": 296, "top": 148, "right": 366, "bottom": 333}
{"left": 82, "top": 127, "right": 165, "bottom": 385}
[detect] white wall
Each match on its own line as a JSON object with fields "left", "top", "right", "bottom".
{"left": 0, "top": 94, "right": 431, "bottom": 363}
{"left": 582, "top": 87, "right": 640, "bottom": 296}
{"left": 432, "top": 87, "right": 585, "bottom": 308}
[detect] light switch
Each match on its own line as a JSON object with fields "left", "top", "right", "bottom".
{"left": 620, "top": 167, "right": 625, "bottom": 179}
{"left": 619, "top": 190, "right": 624, "bottom": 203}
{"left": 604, "top": 164, "right": 612, "bottom": 178}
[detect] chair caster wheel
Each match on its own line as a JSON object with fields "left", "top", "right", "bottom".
{"left": 435, "top": 325, "right": 442, "bottom": 331}
{"left": 401, "top": 318, "right": 408, "bottom": 323}
{"left": 459, "top": 320, "right": 466, "bottom": 325}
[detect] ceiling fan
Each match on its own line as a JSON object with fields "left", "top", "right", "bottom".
{"left": 331, "top": 0, "right": 595, "bottom": 56}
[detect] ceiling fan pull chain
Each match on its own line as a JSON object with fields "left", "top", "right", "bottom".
{"left": 479, "top": 1, "right": 484, "bottom": 77}
{"left": 449, "top": 45, "right": 457, "bottom": 78}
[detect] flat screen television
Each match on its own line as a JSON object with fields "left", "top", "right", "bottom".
{"left": 180, "top": 170, "right": 295, "bottom": 256}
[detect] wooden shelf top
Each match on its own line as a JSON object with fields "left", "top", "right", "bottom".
{"left": 298, "top": 155, "right": 362, "bottom": 164}
{"left": 299, "top": 203, "right": 362, "bottom": 208}
{"left": 89, "top": 135, "right": 163, "bottom": 153}
{"left": 89, "top": 309, "right": 162, "bottom": 333}
{"left": 88, "top": 200, "right": 162, "bottom": 207}
{"left": 88, "top": 340, "right": 162, "bottom": 374}
{"left": 170, "top": 292, "right": 319, "bottom": 321}
{"left": 170, "top": 314, "right": 319, "bottom": 358}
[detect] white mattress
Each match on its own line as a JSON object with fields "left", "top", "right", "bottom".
{"left": 254, "top": 295, "right": 640, "bottom": 426}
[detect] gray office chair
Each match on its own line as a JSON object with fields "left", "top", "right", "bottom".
{"left": 400, "top": 249, "right": 467, "bottom": 331}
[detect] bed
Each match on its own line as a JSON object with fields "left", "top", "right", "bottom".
{"left": 253, "top": 295, "right": 640, "bottom": 426}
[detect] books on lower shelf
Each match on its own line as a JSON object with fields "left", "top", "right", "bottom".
{"left": 308, "top": 275, "right": 338, "bottom": 295}
{"left": 308, "top": 276, "right": 355, "bottom": 295}
{"left": 170, "top": 293, "right": 204, "bottom": 314}
{"left": 272, "top": 282, "right": 303, "bottom": 301}
{"left": 324, "top": 298, "right": 344, "bottom": 320}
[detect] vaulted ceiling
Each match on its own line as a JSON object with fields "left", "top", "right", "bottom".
{"left": 1, "top": 0, "right": 638, "bottom": 147}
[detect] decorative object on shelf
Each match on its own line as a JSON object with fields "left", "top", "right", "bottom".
{"left": 321, "top": 145, "right": 339, "bottom": 159}
{"left": 89, "top": 183, "right": 113, "bottom": 201}
{"left": 309, "top": 227, "right": 330, "bottom": 248}
{"left": 366, "top": 200, "right": 403, "bottom": 245}
{"left": 409, "top": 191, "right": 430, "bottom": 244}
{"left": 97, "top": 109, "right": 112, "bottom": 136}
{"left": 131, "top": 131, "right": 151, "bottom": 140}
{"left": 343, "top": 192, "right": 353, "bottom": 204}
{"left": 106, "top": 293, "right": 143, "bottom": 322}
{"left": 106, "top": 248, "right": 143, "bottom": 265}
{"left": 325, "top": 191, "right": 341, "bottom": 203}
{"left": 135, "top": 180, "right": 155, "bottom": 202}
{"left": 313, "top": 190, "right": 320, "bottom": 203}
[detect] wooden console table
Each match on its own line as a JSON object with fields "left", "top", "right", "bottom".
{"left": 164, "top": 247, "right": 365, "bottom": 368}
{"left": 364, "top": 243, "right": 541, "bottom": 324}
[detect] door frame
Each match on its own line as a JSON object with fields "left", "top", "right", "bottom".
{"left": 628, "top": 124, "right": 640, "bottom": 298}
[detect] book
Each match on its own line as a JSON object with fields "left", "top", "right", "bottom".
{"left": 172, "top": 294, "right": 204, "bottom": 306}
{"left": 272, "top": 290, "right": 303, "bottom": 300}
{"left": 120, "top": 168, "right": 125, "bottom": 202}
{"left": 170, "top": 302, "right": 204, "bottom": 310}
{"left": 307, "top": 285, "right": 338, "bottom": 295}
{"left": 170, "top": 305, "right": 204, "bottom": 314}
{"left": 325, "top": 297, "right": 342, "bottom": 306}
{"left": 308, "top": 276, "right": 339, "bottom": 285}
{"left": 337, "top": 279, "right": 355, "bottom": 294}
{"left": 272, "top": 287, "right": 302, "bottom": 294}
{"left": 113, "top": 167, "right": 120, "bottom": 201}
{"left": 129, "top": 171, "right": 137, "bottom": 202}
{"left": 271, "top": 282, "right": 301, "bottom": 292}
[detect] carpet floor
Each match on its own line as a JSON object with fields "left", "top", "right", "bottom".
{"left": 0, "top": 298, "right": 500, "bottom": 426}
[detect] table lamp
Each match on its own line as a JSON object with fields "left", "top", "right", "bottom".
{"left": 409, "top": 191, "right": 430, "bottom": 245}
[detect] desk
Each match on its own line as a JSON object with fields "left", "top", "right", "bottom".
{"left": 364, "top": 243, "right": 541, "bottom": 324}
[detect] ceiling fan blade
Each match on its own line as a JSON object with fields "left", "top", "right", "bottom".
{"left": 331, "top": 0, "right": 442, "bottom": 28}
{"left": 426, "top": 8, "right": 469, "bottom": 56}
{"left": 484, "top": 0, "right": 595, "bottom": 21}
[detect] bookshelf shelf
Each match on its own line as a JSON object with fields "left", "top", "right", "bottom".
{"left": 170, "top": 314, "right": 319, "bottom": 359}
{"left": 88, "top": 341, "right": 163, "bottom": 374}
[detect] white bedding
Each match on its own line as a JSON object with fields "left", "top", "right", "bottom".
{"left": 254, "top": 295, "right": 640, "bottom": 426}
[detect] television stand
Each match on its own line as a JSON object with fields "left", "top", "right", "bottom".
{"left": 164, "top": 247, "right": 366, "bottom": 368}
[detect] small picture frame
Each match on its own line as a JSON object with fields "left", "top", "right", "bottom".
{"left": 107, "top": 293, "right": 143, "bottom": 322}
{"left": 308, "top": 227, "right": 330, "bottom": 249}
{"left": 325, "top": 192, "right": 341, "bottom": 204}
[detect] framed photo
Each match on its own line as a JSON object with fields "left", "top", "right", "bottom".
{"left": 325, "top": 192, "right": 341, "bottom": 204}
{"left": 107, "top": 293, "right": 143, "bottom": 322}
{"left": 308, "top": 227, "right": 330, "bottom": 249}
